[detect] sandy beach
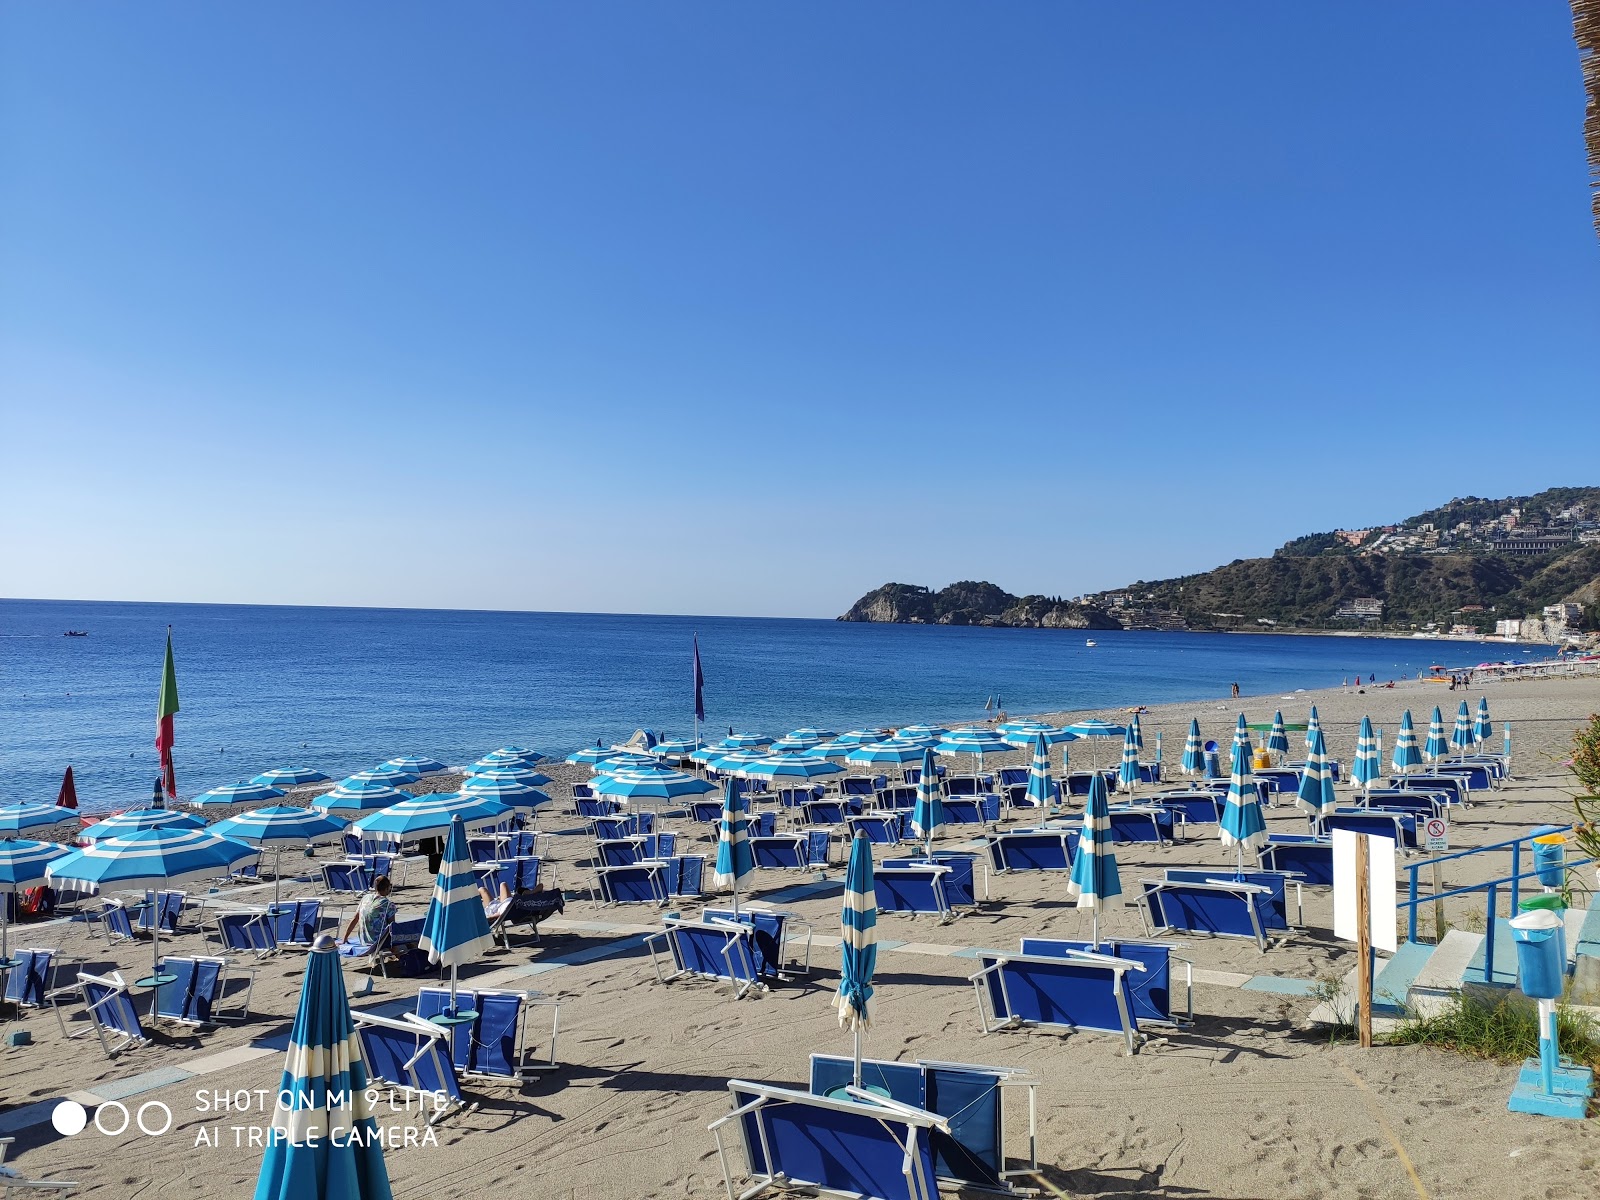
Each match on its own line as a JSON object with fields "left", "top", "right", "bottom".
{"left": 3, "top": 671, "right": 1599, "bottom": 1199}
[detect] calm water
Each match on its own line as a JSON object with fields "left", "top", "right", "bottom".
{"left": 1, "top": 598, "right": 1515, "bottom": 812}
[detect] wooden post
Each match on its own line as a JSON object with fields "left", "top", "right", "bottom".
{"left": 1356, "top": 833, "right": 1374, "bottom": 1048}
{"left": 1432, "top": 861, "right": 1445, "bottom": 943}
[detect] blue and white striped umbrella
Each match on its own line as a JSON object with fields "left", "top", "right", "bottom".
{"left": 1472, "top": 697, "right": 1492, "bottom": 747}
{"left": 190, "top": 781, "right": 286, "bottom": 810}
{"left": 833, "top": 729, "right": 892, "bottom": 748}
{"left": 79, "top": 807, "right": 204, "bottom": 842}
{"left": 1219, "top": 726, "right": 1268, "bottom": 870}
{"left": 1451, "top": 700, "right": 1474, "bottom": 754}
{"left": 1305, "top": 707, "right": 1321, "bottom": 755}
{"left": 687, "top": 741, "right": 740, "bottom": 764}
{"left": 1025, "top": 732, "right": 1057, "bottom": 809}
{"left": 734, "top": 756, "right": 844, "bottom": 783}
{"left": 566, "top": 744, "right": 619, "bottom": 766}
{"left": 1267, "top": 711, "right": 1290, "bottom": 756}
{"left": 787, "top": 727, "right": 838, "bottom": 742}
{"left": 0, "top": 839, "right": 72, "bottom": 962}
{"left": 934, "top": 728, "right": 1013, "bottom": 756}
{"left": 1118, "top": 726, "right": 1140, "bottom": 793}
{"left": 590, "top": 753, "right": 660, "bottom": 775}
{"left": 1296, "top": 727, "right": 1339, "bottom": 821}
{"left": 0, "top": 802, "right": 77, "bottom": 837}
{"left": 251, "top": 767, "right": 330, "bottom": 788}
{"left": 896, "top": 725, "right": 948, "bottom": 741}
{"left": 649, "top": 738, "right": 701, "bottom": 759}
{"left": 211, "top": 806, "right": 350, "bottom": 910}
{"left": 1128, "top": 713, "right": 1145, "bottom": 752}
{"left": 458, "top": 776, "right": 553, "bottom": 809}
{"left": 311, "top": 785, "right": 412, "bottom": 814}
{"left": 48, "top": 826, "right": 259, "bottom": 981}
{"left": 1181, "top": 719, "right": 1204, "bottom": 775}
{"left": 253, "top": 938, "right": 392, "bottom": 1200}
{"left": 1067, "top": 773, "right": 1122, "bottom": 947}
{"left": 997, "top": 721, "right": 1071, "bottom": 748}
{"left": 337, "top": 770, "right": 420, "bottom": 794}
{"left": 380, "top": 756, "right": 449, "bottom": 777}
{"left": 592, "top": 768, "right": 717, "bottom": 800}
{"left": 473, "top": 748, "right": 546, "bottom": 773}
{"left": 1351, "top": 716, "right": 1381, "bottom": 790}
{"left": 419, "top": 816, "right": 494, "bottom": 1007}
{"left": 722, "top": 732, "right": 774, "bottom": 749}
{"left": 1232, "top": 712, "right": 1250, "bottom": 753}
{"left": 1392, "top": 710, "right": 1422, "bottom": 773}
{"left": 770, "top": 735, "right": 824, "bottom": 755}
{"left": 711, "top": 778, "right": 754, "bottom": 909}
{"left": 354, "top": 793, "right": 508, "bottom": 839}
{"left": 1424, "top": 706, "right": 1449, "bottom": 764}
{"left": 463, "top": 765, "right": 551, "bottom": 787}
{"left": 910, "top": 749, "right": 944, "bottom": 854}
{"left": 844, "top": 740, "right": 927, "bottom": 766}
{"left": 835, "top": 831, "right": 878, "bottom": 1086}
{"left": 804, "top": 741, "right": 856, "bottom": 760}
{"left": 1062, "top": 719, "right": 1126, "bottom": 769}
{"left": 706, "top": 749, "right": 772, "bottom": 773}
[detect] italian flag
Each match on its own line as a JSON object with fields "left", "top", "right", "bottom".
{"left": 156, "top": 629, "right": 180, "bottom": 802}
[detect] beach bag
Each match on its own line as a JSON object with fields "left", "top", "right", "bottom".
{"left": 18, "top": 886, "right": 54, "bottom": 919}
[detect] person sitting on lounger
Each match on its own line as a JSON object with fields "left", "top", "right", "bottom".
{"left": 478, "top": 878, "right": 565, "bottom": 935}
{"left": 340, "top": 874, "right": 395, "bottom": 945}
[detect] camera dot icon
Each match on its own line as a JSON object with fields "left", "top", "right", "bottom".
{"left": 50, "top": 1100, "right": 88, "bottom": 1137}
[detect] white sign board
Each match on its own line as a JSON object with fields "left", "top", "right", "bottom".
{"left": 1332, "top": 829, "right": 1398, "bottom": 952}
{"left": 1423, "top": 816, "right": 1449, "bottom": 853}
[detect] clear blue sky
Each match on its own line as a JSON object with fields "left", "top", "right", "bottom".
{"left": 2, "top": 4, "right": 1595, "bottom": 618}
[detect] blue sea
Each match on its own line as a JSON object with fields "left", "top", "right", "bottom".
{"left": 1, "top": 598, "right": 1517, "bottom": 813}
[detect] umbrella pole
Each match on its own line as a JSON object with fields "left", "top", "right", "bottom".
{"left": 1, "top": 900, "right": 9, "bottom": 963}
{"left": 449, "top": 963, "right": 459, "bottom": 1012}
{"left": 151, "top": 916, "right": 162, "bottom": 984}
{"left": 1090, "top": 909, "right": 1099, "bottom": 950}
{"left": 273, "top": 846, "right": 284, "bottom": 912}
{"left": 853, "top": 1024, "right": 862, "bottom": 1088}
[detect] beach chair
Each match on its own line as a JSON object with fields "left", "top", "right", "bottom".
{"left": 875, "top": 861, "right": 961, "bottom": 924}
{"left": 502, "top": 830, "right": 540, "bottom": 857}
{"left": 1436, "top": 763, "right": 1493, "bottom": 793}
{"left": 985, "top": 827, "right": 1078, "bottom": 874}
{"left": 210, "top": 910, "right": 280, "bottom": 959}
{"left": 86, "top": 900, "right": 136, "bottom": 946}
{"left": 997, "top": 767, "right": 1030, "bottom": 792}
{"left": 840, "top": 775, "right": 888, "bottom": 799}
{"left": 153, "top": 955, "right": 252, "bottom": 1025}
{"left": 1394, "top": 775, "right": 1467, "bottom": 807}
{"left": 799, "top": 798, "right": 848, "bottom": 827}
{"left": 352, "top": 1012, "right": 465, "bottom": 1123}
{"left": 776, "top": 786, "right": 823, "bottom": 808}
{"left": 1018, "top": 938, "right": 1192, "bottom": 1026}
{"left": 270, "top": 898, "right": 325, "bottom": 947}
{"left": 874, "top": 785, "right": 918, "bottom": 812}
{"left": 3, "top": 948, "right": 73, "bottom": 1014}
{"left": 467, "top": 835, "right": 503, "bottom": 864}
{"left": 1065, "top": 771, "right": 1116, "bottom": 797}
{"left": 1258, "top": 836, "right": 1335, "bottom": 887}
{"left": 356, "top": 852, "right": 408, "bottom": 887}
{"left": 338, "top": 911, "right": 396, "bottom": 978}
{"left": 321, "top": 861, "right": 371, "bottom": 896}
{"left": 592, "top": 862, "right": 670, "bottom": 906}
{"left": 596, "top": 836, "right": 646, "bottom": 867}
{"left": 968, "top": 949, "right": 1146, "bottom": 1054}
{"left": 62, "top": 971, "right": 150, "bottom": 1059}
{"left": 0, "top": 1137, "right": 78, "bottom": 1195}
{"left": 690, "top": 799, "right": 724, "bottom": 826}
{"left": 416, "top": 986, "right": 560, "bottom": 1076}
{"left": 1137, "top": 877, "right": 1278, "bottom": 952}
{"left": 1106, "top": 805, "right": 1177, "bottom": 844}
{"left": 941, "top": 794, "right": 1001, "bottom": 828}
{"left": 710, "top": 1080, "right": 943, "bottom": 1200}
{"left": 137, "top": 890, "right": 186, "bottom": 936}
{"left": 1252, "top": 768, "right": 1300, "bottom": 794}
{"left": 1322, "top": 809, "right": 1417, "bottom": 850}
{"left": 574, "top": 796, "right": 620, "bottom": 819}
{"left": 703, "top": 907, "right": 813, "bottom": 979}
{"left": 749, "top": 834, "right": 812, "bottom": 871}
{"left": 341, "top": 832, "right": 364, "bottom": 856}
{"left": 807, "top": 1054, "right": 1039, "bottom": 1196}
{"left": 486, "top": 885, "right": 564, "bottom": 948}
{"left": 1151, "top": 791, "right": 1223, "bottom": 825}
{"left": 1164, "top": 868, "right": 1301, "bottom": 930}
{"left": 944, "top": 774, "right": 993, "bottom": 797}
{"left": 845, "top": 813, "right": 903, "bottom": 845}
{"left": 1358, "top": 790, "right": 1443, "bottom": 819}
{"left": 645, "top": 916, "right": 762, "bottom": 998}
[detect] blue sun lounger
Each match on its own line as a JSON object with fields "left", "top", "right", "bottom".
{"left": 645, "top": 917, "right": 762, "bottom": 998}
{"left": 777, "top": 786, "right": 824, "bottom": 808}
{"left": 875, "top": 861, "right": 964, "bottom": 923}
{"left": 1322, "top": 809, "right": 1417, "bottom": 850}
{"left": 1149, "top": 790, "right": 1224, "bottom": 825}
{"left": 942, "top": 794, "right": 1001, "bottom": 828}
{"left": 800, "top": 798, "right": 850, "bottom": 826}
{"left": 875, "top": 786, "right": 918, "bottom": 811}
{"left": 807, "top": 1054, "right": 1039, "bottom": 1196}
{"left": 592, "top": 862, "right": 670, "bottom": 906}
{"left": 1137, "top": 877, "right": 1278, "bottom": 952}
{"left": 1018, "top": 937, "right": 1192, "bottom": 1026}
{"left": 944, "top": 774, "right": 994, "bottom": 797}
{"left": 1437, "top": 762, "right": 1494, "bottom": 792}
{"left": 750, "top": 830, "right": 832, "bottom": 871}
{"left": 846, "top": 813, "right": 903, "bottom": 845}
{"left": 1392, "top": 775, "right": 1467, "bottom": 807}
{"left": 210, "top": 910, "right": 280, "bottom": 959}
{"left": 1252, "top": 768, "right": 1301, "bottom": 794}
{"left": 62, "top": 971, "right": 151, "bottom": 1059}
{"left": 703, "top": 907, "right": 813, "bottom": 978}
{"left": 1106, "top": 805, "right": 1178, "bottom": 844}
{"left": 153, "top": 955, "right": 251, "bottom": 1025}
{"left": 1164, "top": 868, "right": 1302, "bottom": 930}
{"left": 968, "top": 948, "right": 1146, "bottom": 1054}
{"left": 1359, "top": 790, "right": 1444, "bottom": 819}
{"left": 321, "top": 861, "right": 371, "bottom": 896}
{"left": 985, "top": 827, "right": 1078, "bottom": 874}
{"left": 353, "top": 1011, "right": 465, "bottom": 1123}
{"left": 269, "top": 898, "right": 324, "bottom": 947}
{"left": 1258, "top": 835, "right": 1335, "bottom": 886}
{"left": 1065, "top": 771, "right": 1118, "bottom": 797}
{"left": 710, "top": 1080, "right": 944, "bottom": 1200}
{"left": 88, "top": 900, "right": 137, "bottom": 946}
{"left": 137, "top": 890, "right": 186, "bottom": 935}
{"left": 4, "top": 948, "right": 66, "bottom": 1011}
{"left": 416, "top": 985, "right": 560, "bottom": 1076}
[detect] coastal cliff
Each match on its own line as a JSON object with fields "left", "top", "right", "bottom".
{"left": 839, "top": 582, "right": 1123, "bottom": 630}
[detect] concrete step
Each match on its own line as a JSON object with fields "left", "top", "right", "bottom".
{"left": 1305, "top": 960, "right": 1409, "bottom": 1034}
{"left": 1571, "top": 906, "right": 1600, "bottom": 962}
{"left": 1408, "top": 930, "right": 1484, "bottom": 1016}
{"left": 1464, "top": 919, "right": 1519, "bottom": 988}
{"left": 1372, "top": 940, "right": 1434, "bottom": 1016}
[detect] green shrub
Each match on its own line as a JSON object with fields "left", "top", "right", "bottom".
{"left": 1386, "top": 994, "right": 1600, "bottom": 1069}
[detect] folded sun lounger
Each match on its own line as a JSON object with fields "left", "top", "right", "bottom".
{"left": 1018, "top": 937, "right": 1192, "bottom": 1026}
{"left": 0, "top": 1137, "right": 77, "bottom": 1195}
{"left": 353, "top": 1011, "right": 465, "bottom": 1123}
{"left": 985, "top": 828, "right": 1078, "bottom": 873}
{"left": 1137, "top": 877, "right": 1277, "bottom": 952}
{"left": 968, "top": 949, "right": 1146, "bottom": 1054}
{"left": 59, "top": 970, "right": 151, "bottom": 1059}
{"left": 416, "top": 985, "right": 559, "bottom": 1076}
{"left": 645, "top": 917, "right": 762, "bottom": 998}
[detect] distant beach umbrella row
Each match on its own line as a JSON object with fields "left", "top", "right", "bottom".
{"left": 190, "top": 781, "right": 286, "bottom": 809}
{"left": 354, "top": 792, "right": 507, "bottom": 839}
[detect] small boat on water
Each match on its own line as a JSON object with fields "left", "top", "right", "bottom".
{"left": 64, "top": 630, "right": 88, "bottom": 637}
{"left": 1085, "top": 639, "right": 1097, "bottom": 647}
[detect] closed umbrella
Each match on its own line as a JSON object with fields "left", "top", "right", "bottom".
{"left": 311, "top": 785, "right": 412, "bottom": 815}
{"left": 0, "top": 803, "right": 77, "bottom": 837}
{"left": 1306, "top": 707, "right": 1322, "bottom": 756}
{"left": 1219, "top": 725, "right": 1268, "bottom": 874}
{"left": 1118, "top": 726, "right": 1140, "bottom": 794}
{"left": 47, "top": 826, "right": 258, "bottom": 983}
{"left": 1024, "top": 732, "right": 1057, "bottom": 811}
{"left": 1128, "top": 713, "right": 1145, "bottom": 753}
{"left": 354, "top": 793, "right": 508, "bottom": 840}
{"left": 1296, "top": 727, "right": 1338, "bottom": 822}
{"left": 1351, "top": 717, "right": 1381, "bottom": 792}
{"left": 0, "top": 839, "right": 72, "bottom": 966}
{"left": 418, "top": 816, "right": 494, "bottom": 1013}
{"left": 1392, "top": 711, "right": 1422, "bottom": 774}
{"left": 1424, "top": 707, "right": 1449, "bottom": 765}
{"left": 910, "top": 749, "right": 944, "bottom": 857}
{"left": 210, "top": 806, "right": 349, "bottom": 912}
{"left": 252, "top": 936, "right": 392, "bottom": 1200}
{"left": 835, "top": 831, "right": 878, "bottom": 1088}
{"left": 1472, "top": 697, "right": 1492, "bottom": 749}
{"left": 251, "top": 768, "right": 330, "bottom": 788}
{"left": 1503, "top": 722, "right": 1513, "bottom": 774}
{"left": 1267, "top": 711, "right": 1290, "bottom": 758}
{"left": 190, "top": 782, "right": 286, "bottom": 810}
{"left": 711, "top": 778, "right": 754, "bottom": 913}
{"left": 1452, "top": 700, "right": 1474, "bottom": 756}
{"left": 79, "top": 807, "right": 204, "bottom": 842}
{"left": 1067, "top": 773, "right": 1122, "bottom": 948}
{"left": 380, "top": 757, "right": 449, "bottom": 776}
{"left": 1181, "top": 719, "right": 1204, "bottom": 776}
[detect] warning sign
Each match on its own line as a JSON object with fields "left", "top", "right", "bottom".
{"left": 1423, "top": 816, "right": 1449, "bottom": 852}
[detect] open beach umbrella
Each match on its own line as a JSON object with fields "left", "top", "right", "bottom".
{"left": 79, "top": 807, "right": 204, "bottom": 841}
{"left": 0, "top": 802, "right": 77, "bottom": 837}
{"left": 770, "top": 735, "right": 824, "bottom": 755}
{"left": 706, "top": 749, "right": 771, "bottom": 774}
{"left": 1062, "top": 720, "right": 1126, "bottom": 769}
{"left": 844, "top": 740, "right": 927, "bottom": 767}
{"left": 1424, "top": 706, "right": 1449, "bottom": 765}
{"left": 1351, "top": 717, "right": 1381, "bottom": 792}
{"left": 734, "top": 756, "right": 845, "bottom": 784}
{"left": 464, "top": 765, "right": 552, "bottom": 787}
{"left": 1305, "top": 707, "right": 1322, "bottom": 756}
{"left": 997, "top": 720, "right": 1068, "bottom": 747}
{"left": 711, "top": 778, "right": 753, "bottom": 913}
{"left": 419, "top": 816, "right": 494, "bottom": 1012}
{"left": 190, "top": 781, "right": 286, "bottom": 810}
{"left": 1267, "top": 711, "right": 1290, "bottom": 758}
{"left": 311, "top": 785, "right": 411, "bottom": 815}
{"left": 47, "top": 825, "right": 258, "bottom": 982}
{"left": 1181, "top": 719, "right": 1204, "bottom": 776}
{"left": 380, "top": 756, "right": 449, "bottom": 777}
{"left": 833, "top": 729, "right": 892, "bottom": 748}
{"left": 458, "top": 776, "right": 553, "bottom": 810}
{"left": 1025, "top": 732, "right": 1057, "bottom": 811}
{"left": 490, "top": 744, "right": 549, "bottom": 765}
{"left": 648, "top": 738, "right": 700, "bottom": 760}
{"left": 1219, "top": 726, "right": 1268, "bottom": 874}
{"left": 567, "top": 744, "right": 619, "bottom": 766}
{"left": 354, "top": 793, "right": 508, "bottom": 840}
{"left": 896, "top": 725, "right": 949, "bottom": 741}
{"left": 1296, "top": 727, "right": 1339, "bottom": 822}
{"left": 0, "top": 839, "right": 72, "bottom": 966}
{"left": 1118, "top": 726, "right": 1140, "bottom": 793}
{"left": 1451, "top": 700, "right": 1474, "bottom": 755}
{"left": 251, "top": 767, "right": 330, "bottom": 788}
{"left": 1472, "top": 697, "right": 1492, "bottom": 749}
{"left": 835, "top": 831, "right": 878, "bottom": 1088}
{"left": 252, "top": 936, "right": 392, "bottom": 1200}
{"left": 1067, "top": 773, "right": 1122, "bottom": 948}
{"left": 337, "top": 770, "right": 420, "bottom": 794}
{"left": 591, "top": 752, "right": 661, "bottom": 775}
{"left": 933, "top": 727, "right": 1013, "bottom": 784}
{"left": 805, "top": 741, "right": 857, "bottom": 760}
{"left": 787, "top": 727, "right": 837, "bottom": 742}
{"left": 721, "top": 732, "right": 774, "bottom": 749}
{"left": 910, "top": 749, "right": 944, "bottom": 857}
{"left": 211, "top": 806, "right": 348, "bottom": 911}
{"left": 593, "top": 767, "right": 717, "bottom": 801}
{"left": 1393, "top": 710, "right": 1422, "bottom": 774}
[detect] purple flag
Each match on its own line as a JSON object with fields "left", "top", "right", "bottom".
{"left": 693, "top": 635, "right": 706, "bottom": 722}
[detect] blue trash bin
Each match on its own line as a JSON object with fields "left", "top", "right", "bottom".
{"left": 1510, "top": 909, "right": 1565, "bottom": 1000}
{"left": 1203, "top": 742, "right": 1221, "bottom": 779}
{"left": 1530, "top": 831, "right": 1567, "bottom": 889}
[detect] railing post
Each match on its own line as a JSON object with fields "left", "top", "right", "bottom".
{"left": 1407, "top": 865, "right": 1419, "bottom": 944}
{"left": 1482, "top": 883, "right": 1497, "bottom": 984}
{"left": 1509, "top": 841, "right": 1521, "bottom": 915}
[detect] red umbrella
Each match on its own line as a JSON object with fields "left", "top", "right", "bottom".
{"left": 57, "top": 767, "right": 78, "bottom": 810}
